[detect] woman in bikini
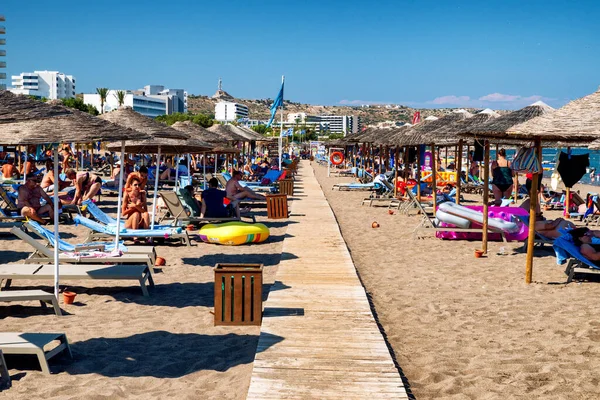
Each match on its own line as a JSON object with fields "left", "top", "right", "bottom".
{"left": 122, "top": 176, "right": 150, "bottom": 229}
{"left": 491, "top": 148, "right": 514, "bottom": 206}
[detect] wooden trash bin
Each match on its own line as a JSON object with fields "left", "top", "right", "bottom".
{"left": 266, "top": 194, "right": 288, "bottom": 219}
{"left": 278, "top": 179, "right": 294, "bottom": 196}
{"left": 214, "top": 263, "right": 263, "bottom": 326}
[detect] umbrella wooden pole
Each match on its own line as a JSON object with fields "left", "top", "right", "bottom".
{"left": 379, "top": 145, "right": 382, "bottom": 174}
{"left": 52, "top": 144, "right": 60, "bottom": 299}
{"left": 482, "top": 141, "right": 490, "bottom": 254}
{"left": 565, "top": 147, "right": 571, "bottom": 217}
{"left": 394, "top": 147, "right": 399, "bottom": 197}
{"left": 151, "top": 145, "right": 161, "bottom": 229}
{"left": 174, "top": 154, "right": 180, "bottom": 191}
{"left": 75, "top": 144, "right": 79, "bottom": 170}
{"left": 431, "top": 144, "right": 437, "bottom": 216}
{"left": 466, "top": 145, "right": 470, "bottom": 183}
{"left": 525, "top": 139, "right": 542, "bottom": 284}
{"left": 91, "top": 143, "right": 94, "bottom": 169}
{"left": 445, "top": 146, "right": 448, "bottom": 170}
{"left": 215, "top": 153, "right": 218, "bottom": 174}
{"left": 417, "top": 147, "right": 422, "bottom": 200}
{"left": 456, "top": 140, "right": 463, "bottom": 205}
{"left": 513, "top": 172, "right": 519, "bottom": 204}
{"left": 202, "top": 152, "right": 206, "bottom": 190}
{"left": 403, "top": 146, "right": 409, "bottom": 183}
{"left": 114, "top": 141, "right": 126, "bottom": 247}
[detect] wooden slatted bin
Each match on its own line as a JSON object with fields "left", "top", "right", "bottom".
{"left": 266, "top": 194, "right": 288, "bottom": 219}
{"left": 278, "top": 179, "right": 294, "bottom": 196}
{"left": 214, "top": 263, "right": 263, "bottom": 326}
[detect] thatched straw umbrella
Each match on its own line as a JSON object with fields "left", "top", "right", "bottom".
{"left": 207, "top": 124, "right": 248, "bottom": 142}
{"left": 462, "top": 93, "right": 600, "bottom": 283}
{"left": 0, "top": 93, "right": 151, "bottom": 298}
{"left": 99, "top": 107, "right": 192, "bottom": 228}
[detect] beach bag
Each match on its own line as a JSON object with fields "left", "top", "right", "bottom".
{"left": 260, "top": 178, "right": 271, "bottom": 186}
{"left": 512, "top": 147, "right": 541, "bottom": 174}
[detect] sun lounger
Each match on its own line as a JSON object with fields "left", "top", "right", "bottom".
{"left": 0, "top": 350, "right": 9, "bottom": 389}
{"left": 553, "top": 234, "right": 600, "bottom": 283}
{"left": 0, "top": 290, "right": 61, "bottom": 316}
{"left": 0, "top": 332, "right": 72, "bottom": 374}
{"left": 24, "top": 220, "right": 156, "bottom": 264}
{"left": 74, "top": 214, "right": 191, "bottom": 246}
{"left": 159, "top": 191, "right": 250, "bottom": 226}
{"left": 81, "top": 200, "right": 173, "bottom": 230}
{"left": 515, "top": 215, "right": 554, "bottom": 251}
{"left": 11, "top": 225, "right": 155, "bottom": 272}
{"left": 0, "top": 263, "right": 154, "bottom": 296}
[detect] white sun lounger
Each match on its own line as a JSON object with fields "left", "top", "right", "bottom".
{"left": 0, "top": 290, "right": 61, "bottom": 316}
{"left": 0, "top": 332, "right": 72, "bottom": 374}
{"left": 0, "top": 263, "right": 154, "bottom": 296}
{"left": 11, "top": 226, "right": 155, "bottom": 273}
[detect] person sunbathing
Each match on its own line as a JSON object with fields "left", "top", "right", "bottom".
{"left": 122, "top": 176, "right": 150, "bottom": 229}
{"left": 66, "top": 169, "right": 102, "bottom": 205}
{"left": 1, "top": 159, "right": 18, "bottom": 180}
{"left": 535, "top": 217, "right": 576, "bottom": 239}
{"left": 41, "top": 160, "right": 71, "bottom": 193}
{"left": 569, "top": 227, "right": 600, "bottom": 261}
{"left": 225, "top": 170, "right": 265, "bottom": 217}
{"left": 18, "top": 175, "right": 56, "bottom": 224}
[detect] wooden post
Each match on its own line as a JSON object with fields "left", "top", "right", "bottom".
{"left": 431, "top": 144, "right": 437, "bottom": 216}
{"left": 75, "top": 144, "right": 79, "bottom": 170}
{"left": 525, "top": 139, "right": 542, "bottom": 284}
{"left": 456, "top": 140, "right": 463, "bottom": 205}
{"left": 394, "top": 147, "right": 399, "bottom": 198}
{"left": 403, "top": 146, "right": 409, "bottom": 182}
{"left": 482, "top": 140, "right": 490, "bottom": 254}
{"left": 466, "top": 144, "right": 470, "bottom": 182}
{"left": 513, "top": 172, "right": 519, "bottom": 204}
{"left": 417, "top": 146, "right": 422, "bottom": 200}
{"left": 565, "top": 147, "right": 571, "bottom": 217}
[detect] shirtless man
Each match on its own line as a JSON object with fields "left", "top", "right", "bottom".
{"left": 65, "top": 169, "right": 102, "bottom": 205}
{"left": 225, "top": 170, "right": 265, "bottom": 215}
{"left": 41, "top": 160, "right": 70, "bottom": 192}
{"left": 1, "top": 159, "right": 18, "bottom": 180}
{"left": 18, "top": 176, "right": 56, "bottom": 224}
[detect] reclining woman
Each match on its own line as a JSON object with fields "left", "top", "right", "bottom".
{"left": 122, "top": 176, "right": 150, "bottom": 229}
{"left": 569, "top": 227, "right": 600, "bottom": 261}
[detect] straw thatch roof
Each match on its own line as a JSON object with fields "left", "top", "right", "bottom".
{"left": 99, "top": 107, "right": 189, "bottom": 140}
{"left": 171, "top": 121, "right": 241, "bottom": 153}
{"left": 505, "top": 92, "right": 600, "bottom": 142}
{"left": 460, "top": 101, "right": 555, "bottom": 139}
{"left": 171, "top": 121, "right": 227, "bottom": 144}
{"left": 106, "top": 136, "right": 214, "bottom": 154}
{"left": 0, "top": 92, "right": 150, "bottom": 145}
{"left": 387, "top": 110, "right": 473, "bottom": 146}
{"left": 207, "top": 124, "right": 250, "bottom": 142}
{"left": 420, "top": 109, "right": 500, "bottom": 146}
{"left": 587, "top": 138, "right": 600, "bottom": 150}
{"left": 236, "top": 125, "right": 268, "bottom": 141}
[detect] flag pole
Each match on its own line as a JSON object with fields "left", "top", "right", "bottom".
{"left": 278, "top": 75, "right": 284, "bottom": 171}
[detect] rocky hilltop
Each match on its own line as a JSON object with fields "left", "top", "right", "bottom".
{"left": 187, "top": 93, "right": 505, "bottom": 125}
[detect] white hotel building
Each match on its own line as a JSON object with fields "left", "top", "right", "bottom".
{"left": 215, "top": 101, "right": 249, "bottom": 122}
{"left": 84, "top": 85, "right": 187, "bottom": 118}
{"left": 10, "top": 70, "right": 76, "bottom": 99}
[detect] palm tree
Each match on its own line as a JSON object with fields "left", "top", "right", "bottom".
{"left": 96, "top": 87, "right": 109, "bottom": 113}
{"left": 114, "top": 90, "right": 126, "bottom": 108}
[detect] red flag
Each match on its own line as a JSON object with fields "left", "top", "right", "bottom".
{"left": 412, "top": 111, "right": 421, "bottom": 125}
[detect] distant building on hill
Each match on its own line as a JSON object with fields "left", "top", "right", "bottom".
{"left": 215, "top": 101, "right": 249, "bottom": 122}
{"left": 0, "top": 16, "right": 5, "bottom": 90}
{"left": 10, "top": 70, "right": 76, "bottom": 100}
{"left": 283, "top": 113, "right": 360, "bottom": 136}
{"left": 83, "top": 85, "right": 187, "bottom": 117}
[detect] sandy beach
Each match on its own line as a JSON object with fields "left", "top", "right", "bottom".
{"left": 313, "top": 163, "right": 600, "bottom": 399}
{"left": 0, "top": 196, "right": 289, "bottom": 399}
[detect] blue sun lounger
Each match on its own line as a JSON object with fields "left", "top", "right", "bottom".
{"left": 82, "top": 200, "right": 172, "bottom": 230}
{"left": 553, "top": 234, "right": 600, "bottom": 282}
{"left": 74, "top": 214, "right": 191, "bottom": 246}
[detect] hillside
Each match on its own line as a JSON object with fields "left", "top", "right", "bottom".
{"left": 187, "top": 92, "right": 507, "bottom": 126}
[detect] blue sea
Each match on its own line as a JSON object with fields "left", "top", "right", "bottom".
{"left": 489, "top": 147, "right": 599, "bottom": 185}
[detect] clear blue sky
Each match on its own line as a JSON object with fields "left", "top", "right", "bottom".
{"left": 2, "top": 0, "right": 599, "bottom": 109}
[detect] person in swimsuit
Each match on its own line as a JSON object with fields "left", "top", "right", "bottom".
{"left": 60, "top": 145, "right": 74, "bottom": 171}
{"left": 18, "top": 175, "right": 56, "bottom": 224}
{"left": 1, "top": 159, "right": 18, "bottom": 180}
{"left": 65, "top": 169, "right": 102, "bottom": 205}
{"left": 570, "top": 227, "right": 600, "bottom": 262}
{"left": 19, "top": 156, "right": 37, "bottom": 177}
{"left": 491, "top": 148, "right": 514, "bottom": 206}
{"left": 41, "top": 159, "right": 71, "bottom": 193}
{"left": 122, "top": 176, "right": 150, "bottom": 229}
{"left": 225, "top": 170, "right": 265, "bottom": 218}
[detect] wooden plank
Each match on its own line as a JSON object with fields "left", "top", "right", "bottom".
{"left": 247, "top": 161, "right": 407, "bottom": 399}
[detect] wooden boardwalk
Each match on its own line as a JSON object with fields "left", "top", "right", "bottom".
{"left": 247, "top": 161, "right": 407, "bottom": 399}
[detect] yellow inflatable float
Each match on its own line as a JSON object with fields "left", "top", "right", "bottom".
{"left": 199, "top": 221, "right": 270, "bottom": 246}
